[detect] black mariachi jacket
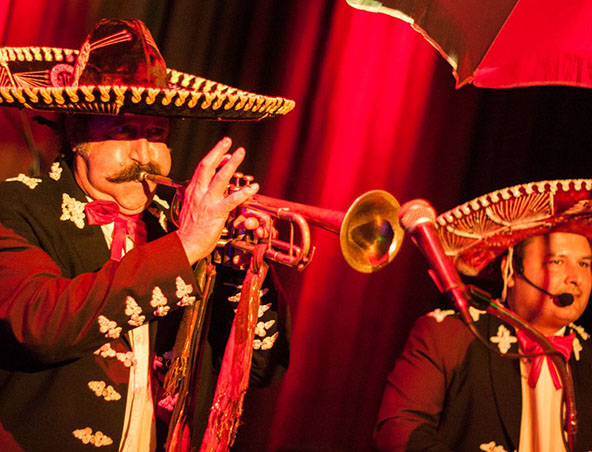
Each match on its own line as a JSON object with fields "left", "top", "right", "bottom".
{"left": 375, "top": 307, "right": 592, "bottom": 452}
{"left": 0, "top": 161, "right": 287, "bottom": 451}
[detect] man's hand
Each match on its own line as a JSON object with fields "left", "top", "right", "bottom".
{"left": 230, "top": 208, "right": 278, "bottom": 267}
{"left": 176, "top": 137, "right": 259, "bottom": 265}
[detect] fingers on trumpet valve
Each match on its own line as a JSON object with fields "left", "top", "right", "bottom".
{"left": 232, "top": 209, "right": 276, "bottom": 240}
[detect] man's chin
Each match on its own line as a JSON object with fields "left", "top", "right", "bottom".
{"left": 555, "top": 301, "right": 587, "bottom": 325}
{"left": 117, "top": 195, "right": 154, "bottom": 216}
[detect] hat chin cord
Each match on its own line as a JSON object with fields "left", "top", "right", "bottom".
{"left": 501, "top": 246, "right": 515, "bottom": 302}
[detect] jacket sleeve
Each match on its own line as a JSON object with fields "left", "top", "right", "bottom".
{"left": 0, "top": 223, "right": 198, "bottom": 369}
{"left": 374, "top": 313, "right": 472, "bottom": 452}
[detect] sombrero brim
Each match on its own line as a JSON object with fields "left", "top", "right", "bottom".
{"left": 0, "top": 46, "right": 295, "bottom": 120}
{"left": 436, "top": 179, "right": 592, "bottom": 276}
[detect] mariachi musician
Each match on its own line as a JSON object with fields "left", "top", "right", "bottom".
{"left": 0, "top": 18, "right": 292, "bottom": 452}
{"left": 376, "top": 180, "right": 592, "bottom": 451}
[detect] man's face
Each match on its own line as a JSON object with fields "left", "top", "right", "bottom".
{"left": 507, "top": 232, "right": 592, "bottom": 335}
{"left": 72, "top": 115, "right": 171, "bottom": 215}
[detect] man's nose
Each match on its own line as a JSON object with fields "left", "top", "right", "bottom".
{"left": 130, "top": 138, "right": 151, "bottom": 164}
{"left": 565, "top": 261, "right": 583, "bottom": 286}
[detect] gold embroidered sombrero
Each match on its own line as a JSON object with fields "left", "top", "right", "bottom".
{"left": 436, "top": 179, "right": 592, "bottom": 276}
{"left": 0, "top": 18, "right": 295, "bottom": 120}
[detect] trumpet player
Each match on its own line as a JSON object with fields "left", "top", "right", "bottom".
{"left": 0, "top": 19, "right": 291, "bottom": 452}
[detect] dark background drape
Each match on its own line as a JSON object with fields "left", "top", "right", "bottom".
{"left": 2, "top": 1, "right": 592, "bottom": 451}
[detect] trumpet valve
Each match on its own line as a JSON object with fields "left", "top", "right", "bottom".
{"left": 230, "top": 172, "right": 244, "bottom": 191}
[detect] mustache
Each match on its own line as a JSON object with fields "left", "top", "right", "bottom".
{"left": 107, "top": 162, "right": 164, "bottom": 183}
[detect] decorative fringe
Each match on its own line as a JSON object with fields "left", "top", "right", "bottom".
{"left": 199, "top": 245, "right": 269, "bottom": 452}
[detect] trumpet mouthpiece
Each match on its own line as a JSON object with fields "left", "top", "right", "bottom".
{"left": 138, "top": 172, "right": 187, "bottom": 189}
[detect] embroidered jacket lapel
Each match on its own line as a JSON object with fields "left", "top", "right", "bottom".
{"left": 145, "top": 195, "right": 176, "bottom": 356}
{"left": 55, "top": 164, "right": 173, "bottom": 275}
{"left": 49, "top": 161, "right": 111, "bottom": 276}
{"left": 488, "top": 317, "right": 522, "bottom": 449}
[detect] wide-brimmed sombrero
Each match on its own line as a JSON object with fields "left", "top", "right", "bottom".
{"left": 436, "top": 179, "right": 592, "bottom": 276}
{"left": 0, "top": 18, "right": 295, "bottom": 120}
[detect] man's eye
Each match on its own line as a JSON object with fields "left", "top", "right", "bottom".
{"left": 545, "top": 259, "right": 563, "bottom": 266}
{"left": 146, "top": 127, "right": 168, "bottom": 141}
{"left": 109, "top": 125, "right": 138, "bottom": 139}
{"left": 579, "top": 261, "right": 591, "bottom": 269}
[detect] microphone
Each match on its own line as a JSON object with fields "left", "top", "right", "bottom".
{"left": 515, "top": 271, "right": 575, "bottom": 307}
{"left": 399, "top": 199, "right": 473, "bottom": 324}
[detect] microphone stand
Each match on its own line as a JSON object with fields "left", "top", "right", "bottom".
{"left": 468, "top": 285, "right": 577, "bottom": 452}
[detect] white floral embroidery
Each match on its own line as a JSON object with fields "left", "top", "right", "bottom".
{"left": 158, "top": 393, "right": 179, "bottom": 412}
{"left": 573, "top": 337, "right": 583, "bottom": 361}
{"left": 469, "top": 306, "right": 486, "bottom": 322}
{"left": 153, "top": 305, "right": 170, "bottom": 316}
{"left": 5, "top": 173, "right": 42, "bottom": 189}
{"left": 175, "top": 276, "right": 193, "bottom": 297}
{"left": 88, "top": 381, "right": 121, "bottom": 401}
{"left": 148, "top": 207, "right": 168, "bottom": 232}
{"left": 152, "top": 194, "right": 170, "bottom": 210}
{"left": 125, "top": 296, "right": 145, "bottom": 327}
{"left": 48, "top": 161, "right": 63, "bottom": 181}
{"left": 253, "top": 331, "right": 279, "bottom": 350}
{"left": 151, "top": 195, "right": 170, "bottom": 232}
{"left": 150, "top": 286, "right": 170, "bottom": 316}
{"left": 479, "top": 441, "right": 510, "bottom": 452}
{"left": 94, "top": 343, "right": 117, "bottom": 358}
{"left": 228, "top": 286, "right": 269, "bottom": 303}
{"left": 175, "top": 276, "right": 196, "bottom": 306}
{"left": 570, "top": 323, "right": 590, "bottom": 340}
{"left": 259, "top": 303, "right": 271, "bottom": 318}
{"left": 94, "top": 343, "right": 135, "bottom": 367}
{"left": 72, "top": 427, "right": 113, "bottom": 447}
{"left": 255, "top": 320, "right": 276, "bottom": 337}
{"left": 60, "top": 193, "right": 86, "bottom": 229}
{"left": 490, "top": 325, "right": 517, "bottom": 354}
{"left": 176, "top": 296, "right": 194, "bottom": 307}
{"left": 228, "top": 292, "right": 241, "bottom": 303}
{"left": 97, "top": 315, "right": 122, "bottom": 339}
{"left": 116, "top": 351, "right": 136, "bottom": 368}
{"left": 427, "top": 308, "right": 455, "bottom": 323}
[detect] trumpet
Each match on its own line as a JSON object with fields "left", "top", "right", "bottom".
{"left": 139, "top": 171, "right": 404, "bottom": 273}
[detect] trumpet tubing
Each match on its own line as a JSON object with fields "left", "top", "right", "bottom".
{"left": 139, "top": 172, "right": 404, "bottom": 273}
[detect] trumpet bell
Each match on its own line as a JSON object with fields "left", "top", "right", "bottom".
{"left": 340, "top": 190, "right": 403, "bottom": 273}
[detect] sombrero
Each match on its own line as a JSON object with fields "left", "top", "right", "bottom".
{"left": 0, "top": 18, "right": 295, "bottom": 120}
{"left": 436, "top": 179, "right": 592, "bottom": 276}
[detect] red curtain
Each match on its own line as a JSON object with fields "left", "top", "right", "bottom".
{"left": 262, "top": 4, "right": 444, "bottom": 451}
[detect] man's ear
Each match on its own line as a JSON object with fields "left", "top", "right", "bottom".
{"left": 501, "top": 255, "right": 515, "bottom": 288}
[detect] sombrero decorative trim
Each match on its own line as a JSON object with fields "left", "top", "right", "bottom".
{"left": 436, "top": 179, "right": 592, "bottom": 276}
{"left": 0, "top": 19, "right": 295, "bottom": 120}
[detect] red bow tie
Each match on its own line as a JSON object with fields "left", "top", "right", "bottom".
{"left": 516, "top": 329, "right": 575, "bottom": 390}
{"left": 85, "top": 200, "right": 147, "bottom": 262}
